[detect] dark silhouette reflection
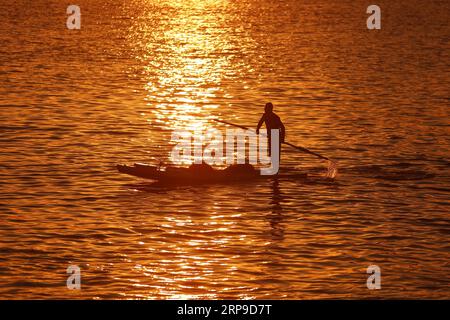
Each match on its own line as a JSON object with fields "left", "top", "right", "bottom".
{"left": 267, "top": 179, "right": 285, "bottom": 240}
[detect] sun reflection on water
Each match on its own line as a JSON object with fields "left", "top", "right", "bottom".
{"left": 136, "top": 0, "right": 234, "bottom": 135}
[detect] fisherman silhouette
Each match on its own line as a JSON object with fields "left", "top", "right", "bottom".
{"left": 256, "top": 103, "right": 285, "bottom": 159}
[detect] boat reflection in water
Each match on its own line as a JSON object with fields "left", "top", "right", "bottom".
{"left": 268, "top": 180, "right": 285, "bottom": 241}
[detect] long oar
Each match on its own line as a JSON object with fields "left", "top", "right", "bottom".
{"left": 283, "top": 142, "right": 330, "bottom": 161}
{"left": 213, "top": 119, "right": 338, "bottom": 178}
{"left": 214, "top": 119, "right": 331, "bottom": 159}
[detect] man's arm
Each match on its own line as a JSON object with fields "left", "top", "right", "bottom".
{"left": 280, "top": 121, "right": 286, "bottom": 143}
{"left": 256, "top": 114, "right": 265, "bottom": 134}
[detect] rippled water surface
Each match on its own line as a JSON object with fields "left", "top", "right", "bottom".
{"left": 0, "top": 0, "right": 449, "bottom": 299}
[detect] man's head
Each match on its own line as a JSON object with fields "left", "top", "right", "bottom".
{"left": 265, "top": 102, "right": 273, "bottom": 113}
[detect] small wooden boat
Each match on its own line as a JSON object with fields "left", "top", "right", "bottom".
{"left": 117, "top": 163, "right": 307, "bottom": 185}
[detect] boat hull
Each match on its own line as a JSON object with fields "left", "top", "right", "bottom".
{"left": 117, "top": 163, "right": 307, "bottom": 185}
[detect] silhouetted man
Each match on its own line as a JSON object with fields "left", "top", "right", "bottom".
{"left": 256, "top": 102, "right": 285, "bottom": 158}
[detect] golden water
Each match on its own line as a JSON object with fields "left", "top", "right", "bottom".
{"left": 0, "top": 0, "right": 449, "bottom": 299}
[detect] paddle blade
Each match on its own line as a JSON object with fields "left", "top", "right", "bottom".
{"left": 326, "top": 161, "right": 338, "bottom": 179}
